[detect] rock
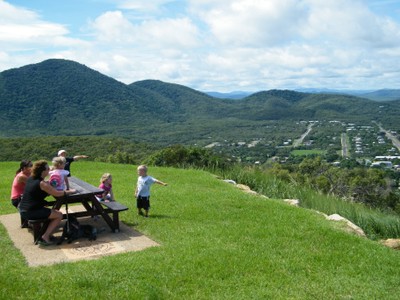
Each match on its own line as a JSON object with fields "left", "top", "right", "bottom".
{"left": 381, "top": 239, "right": 400, "bottom": 250}
{"left": 327, "top": 214, "right": 366, "bottom": 237}
{"left": 236, "top": 184, "right": 251, "bottom": 191}
{"left": 235, "top": 184, "right": 259, "bottom": 195}
{"left": 283, "top": 199, "right": 300, "bottom": 206}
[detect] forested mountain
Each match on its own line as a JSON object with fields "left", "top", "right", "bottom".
{"left": 130, "top": 79, "right": 233, "bottom": 119}
{"left": 1, "top": 59, "right": 399, "bottom": 145}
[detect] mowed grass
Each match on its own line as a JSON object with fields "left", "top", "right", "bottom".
{"left": 0, "top": 161, "right": 400, "bottom": 299}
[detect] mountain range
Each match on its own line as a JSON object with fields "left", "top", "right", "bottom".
{"left": 0, "top": 59, "right": 399, "bottom": 145}
{"left": 208, "top": 88, "right": 400, "bottom": 101}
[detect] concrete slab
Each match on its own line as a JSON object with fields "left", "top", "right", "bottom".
{"left": 0, "top": 206, "right": 159, "bottom": 267}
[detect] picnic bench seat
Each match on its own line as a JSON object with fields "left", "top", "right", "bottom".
{"left": 100, "top": 201, "right": 129, "bottom": 232}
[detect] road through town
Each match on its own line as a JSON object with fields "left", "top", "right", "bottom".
{"left": 293, "top": 123, "right": 314, "bottom": 147}
{"left": 375, "top": 123, "right": 400, "bottom": 152}
{"left": 341, "top": 133, "right": 350, "bottom": 157}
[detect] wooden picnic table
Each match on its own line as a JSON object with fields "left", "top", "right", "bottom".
{"left": 52, "top": 176, "right": 128, "bottom": 233}
{"left": 28, "top": 176, "right": 129, "bottom": 244}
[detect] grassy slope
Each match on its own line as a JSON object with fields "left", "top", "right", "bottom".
{"left": 0, "top": 161, "right": 399, "bottom": 299}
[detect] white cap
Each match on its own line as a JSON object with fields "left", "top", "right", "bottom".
{"left": 58, "top": 149, "right": 66, "bottom": 156}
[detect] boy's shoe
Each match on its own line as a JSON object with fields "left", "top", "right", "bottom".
{"left": 138, "top": 210, "right": 144, "bottom": 216}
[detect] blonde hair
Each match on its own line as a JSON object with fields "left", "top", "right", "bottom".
{"left": 137, "top": 165, "right": 147, "bottom": 172}
{"left": 52, "top": 156, "right": 66, "bottom": 168}
{"left": 100, "top": 173, "right": 112, "bottom": 183}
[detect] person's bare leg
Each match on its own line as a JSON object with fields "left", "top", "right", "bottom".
{"left": 42, "top": 210, "right": 62, "bottom": 242}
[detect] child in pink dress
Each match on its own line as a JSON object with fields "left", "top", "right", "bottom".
{"left": 49, "top": 157, "right": 70, "bottom": 191}
{"left": 96, "top": 173, "right": 114, "bottom": 202}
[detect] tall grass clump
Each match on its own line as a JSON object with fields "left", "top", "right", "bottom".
{"left": 217, "top": 165, "right": 400, "bottom": 239}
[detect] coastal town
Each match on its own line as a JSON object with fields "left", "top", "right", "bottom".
{"left": 204, "top": 120, "right": 400, "bottom": 170}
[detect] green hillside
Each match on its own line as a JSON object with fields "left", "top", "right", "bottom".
{"left": 1, "top": 59, "right": 400, "bottom": 144}
{"left": 0, "top": 162, "right": 399, "bottom": 299}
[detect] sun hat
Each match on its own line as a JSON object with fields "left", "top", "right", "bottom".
{"left": 58, "top": 149, "right": 67, "bottom": 156}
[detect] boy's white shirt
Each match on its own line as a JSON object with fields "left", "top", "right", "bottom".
{"left": 136, "top": 175, "right": 156, "bottom": 197}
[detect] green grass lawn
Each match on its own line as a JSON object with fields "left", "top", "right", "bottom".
{"left": 1, "top": 161, "right": 399, "bottom": 299}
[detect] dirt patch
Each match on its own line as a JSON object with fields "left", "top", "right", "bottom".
{"left": 0, "top": 207, "right": 159, "bottom": 267}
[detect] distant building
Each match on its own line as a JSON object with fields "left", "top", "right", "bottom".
{"left": 375, "top": 156, "right": 400, "bottom": 161}
{"left": 371, "top": 161, "right": 393, "bottom": 168}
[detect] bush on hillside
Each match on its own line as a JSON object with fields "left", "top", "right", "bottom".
{"left": 146, "top": 144, "right": 231, "bottom": 170}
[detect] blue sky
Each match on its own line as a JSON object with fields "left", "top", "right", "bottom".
{"left": 1, "top": 0, "right": 400, "bottom": 92}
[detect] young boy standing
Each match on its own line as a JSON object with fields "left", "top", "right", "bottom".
{"left": 135, "top": 165, "right": 167, "bottom": 217}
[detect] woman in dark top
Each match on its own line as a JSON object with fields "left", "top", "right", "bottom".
{"left": 19, "top": 160, "right": 76, "bottom": 245}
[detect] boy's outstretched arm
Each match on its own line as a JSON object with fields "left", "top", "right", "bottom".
{"left": 73, "top": 155, "right": 89, "bottom": 160}
{"left": 156, "top": 180, "right": 167, "bottom": 186}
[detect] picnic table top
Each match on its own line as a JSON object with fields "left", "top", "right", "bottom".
{"left": 67, "top": 176, "right": 103, "bottom": 196}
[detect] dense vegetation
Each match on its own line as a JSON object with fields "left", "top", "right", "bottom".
{"left": 0, "top": 136, "right": 156, "bottom": 164}
{"left": 270, "top": 158, "right": 400, "bottom": 213}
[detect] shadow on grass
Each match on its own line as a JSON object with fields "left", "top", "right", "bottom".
{"left": 145, "top": 214, "right": 173, "bottom": 219}
{"left": 123, "top": 214, "right": 173, "bottom": 227}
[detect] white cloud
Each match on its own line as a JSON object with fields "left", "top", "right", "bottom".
{"left": 0, "top": 0, "right": 88, "bottom": 51}
{"left": 0, "top": 0, "right": 39, "bottom": 24}
{"left": 0, "top": 2, "right": 67, "bottom": 44}
{"left": 90, "top": 10, "right": 200, "bottom": 49}
{"left": 304, "top": 0, "right": 400, "bottom": 48}
{"left": 89, "top": 11, "right": 137, "bottom": 43}
{"left": 196, "top": 0, "right": 307, "bottom": 47}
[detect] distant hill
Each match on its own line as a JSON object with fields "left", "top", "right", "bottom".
{"left": 295, "top": 88, "right": 400, "bottom": 102}
{"left": 358, "top": 89, "right": 400, "bottom": 101}
{"left": 1, "top": 59, "right": 399, "bottom": 144}
{"left": 205, "top": 91, "right": 252, "bottom": 99}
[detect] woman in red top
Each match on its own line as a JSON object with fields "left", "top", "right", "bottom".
{"left": 10, "top": 160, "right": 32, "bottom": 208}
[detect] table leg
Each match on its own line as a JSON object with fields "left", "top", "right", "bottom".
{"left": 89, "top": 196, "right": 118, "bottom": 232}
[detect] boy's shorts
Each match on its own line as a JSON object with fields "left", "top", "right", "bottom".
{"left": 137, "top": 196, "right": 150, "bottom": 210}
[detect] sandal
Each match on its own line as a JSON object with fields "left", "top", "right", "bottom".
{"left": 38, "top": 239, "right": 54, "bottom": 246}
